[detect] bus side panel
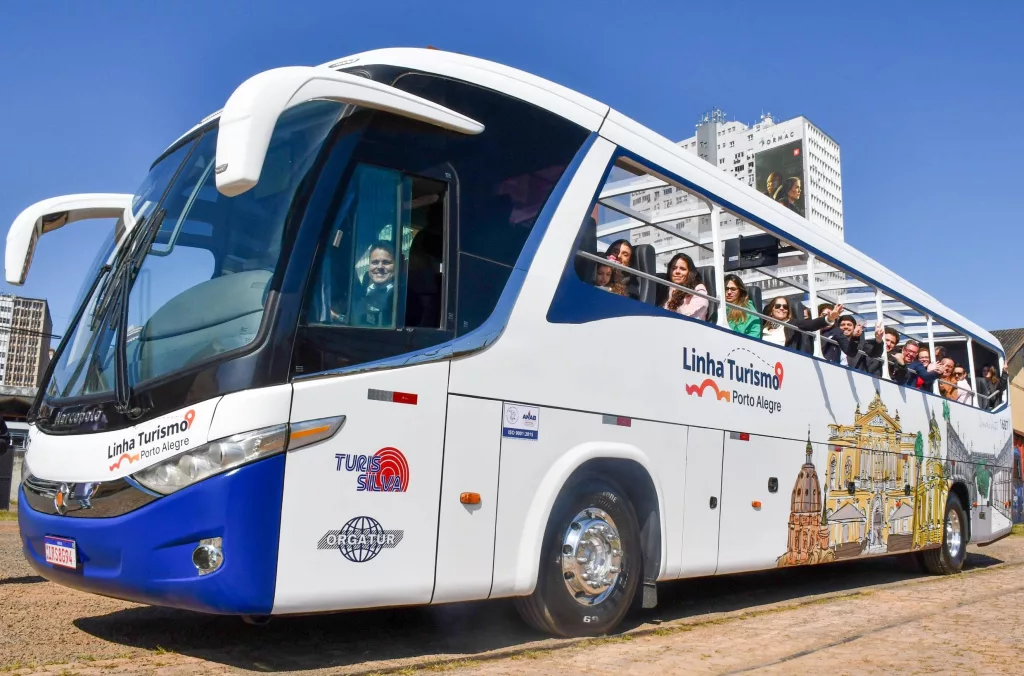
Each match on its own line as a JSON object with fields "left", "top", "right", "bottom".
{"left": 432, "top": 395, "right": 502, "bottom": 604}
{"left": 273, "top": 362, "right": 450, "bottom": 614}
{"left": 488, "top": 406, "right": 678, "bottom": 599}
{"left": 679, "top": 427, "right": 724, "bottom": 577}
{"left": 717, "top": 434, "right": 799, "bottom": 574}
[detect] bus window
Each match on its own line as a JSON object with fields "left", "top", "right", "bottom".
{"left": 295, "top": 75, "right": 589, "bottom": 373}
{"left": 305, "top": 164, "right": 447, "bottom": 331}
{"left": 578, "top": 160, "right": 719, "bottom": 319}
{"left": 972, "top": 338, "right": 1006, "bottom": 410}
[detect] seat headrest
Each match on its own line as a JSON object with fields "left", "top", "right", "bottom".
{"left": 632, "top": 243, "right": 655, "bottom": 273}
{"left": 630, "top": 244, "right": 657, "bottom": 304}
{"left": 748, "top": 285, "right": 763, "bottom": 317}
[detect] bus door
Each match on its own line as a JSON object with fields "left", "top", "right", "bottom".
{"left": 273, "top": 160, "right": 458, "bottom": 613}
{"left": 679, "top": 427, "right": 725, "bottom": 576}
{"left": 279, "top": 363, "right": 451, "bottom": 613}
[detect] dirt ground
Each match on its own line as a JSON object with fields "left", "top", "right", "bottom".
{"left": 2, "top": 516, "right": 1023, "bottom": 675}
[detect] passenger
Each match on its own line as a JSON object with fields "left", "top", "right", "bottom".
{"left": 724, "top": 274, "right": 760, "bottom": 338}
{"left": 594, "top": 262, "right": 627, "bottom": 296}
{"left": 817, "top": 303, "right": 847, "bottom": 363}
{"left": 594, "top": 262, "right": 612, "bottom": 290}
{"left": 934, "top": 345, "right": 948, "bottom": 362}
{"left": 604, "top": 240, "right": 637, "bottom": 299}
{"left": 352, "top": 240, "right": 396, "bottom": 327}
{"left": 890, "top": 339, "right": 942, "bottom": 389}
{"left": 937, "top": 358, "right": 958, "bottom": 400}
{"left": 979, "top": 363, "right": 1008, "bottom": 410}
{"left": 662, "top": 252, "right": 708, "bottom": 320}
{"left": 833, "top": 315, "right": 868, "bottom": 367}
{"left": 605, "top": 239, "right": 633, "bottom": 268}
{"left": 918, "top": 348, "right": 931, "bottom": 368}
{"left": 761, "top": 296, "right": 843, "bottom": 352}
{"left": 953, "top": 363, "right": 974, "bottom": 406}
{"left": 838, "top": 320, "right": 879, "bottom": 372}
{"left": 855, "top": 325, "right": 898, "bottom": 376}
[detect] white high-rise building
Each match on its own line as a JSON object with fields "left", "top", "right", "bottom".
{"left": 613, "top": 110, "right": 844, "bottom": 302}
{"left": 0, "top": 295, "right": 52, "bottom": 388}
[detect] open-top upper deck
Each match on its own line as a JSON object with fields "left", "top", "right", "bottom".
{"left": 164, "top": 47, "right": 999, "bottom": 354}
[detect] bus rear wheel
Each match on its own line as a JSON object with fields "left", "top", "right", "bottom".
{"left": 514, "top": 476, "right": 641, "bottom": 637}
{"left": 918, "top": 492, "right": 967, "bottom": 575}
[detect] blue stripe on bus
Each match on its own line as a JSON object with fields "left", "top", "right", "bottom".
{"left": 18, "top": 453, "right": 286, "bottom": 615}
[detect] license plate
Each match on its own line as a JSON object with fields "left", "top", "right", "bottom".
{"left": 44, "top": 536, "right": 77, "bottom": 569}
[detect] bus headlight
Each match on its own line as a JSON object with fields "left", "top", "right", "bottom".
{"left": 132, "top": 424, "right": 287, "bottom": 495}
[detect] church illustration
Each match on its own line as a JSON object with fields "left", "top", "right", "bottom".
{"left": 823, "top": 394, "right": 918, "bottom": 558}
{"left": 776, "top": 434, "right": 833, "bottom": 567}
{"left": 779, "top": 394, "right": 956, "bottom": 567}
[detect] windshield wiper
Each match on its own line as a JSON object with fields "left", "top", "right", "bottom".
{"left": 29, "top": 260, "right": 113, "bottom": 420}
{"left": 91, "top": 213, "right": 148, "bottom": 331}
{"left": 112, "top": 208, "right": 166, "bottom": 417}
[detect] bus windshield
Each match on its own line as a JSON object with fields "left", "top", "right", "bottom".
{"left": 46, "top": 101, "right": 343, "bottom": 400}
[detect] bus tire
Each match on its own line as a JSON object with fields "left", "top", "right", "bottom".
{"left": 514, "top": 476, "right": 641, "bottom": 637}
{"left": 917, "top": 492, "right": 968, "bottom": 575}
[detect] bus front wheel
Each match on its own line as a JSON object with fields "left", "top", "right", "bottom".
{"left": 515, "top": 476, "right": 641, "bottom": 637}
{"left": 917, "top": 492, "right": 968, "bottom": 575}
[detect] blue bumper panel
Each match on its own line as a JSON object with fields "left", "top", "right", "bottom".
{"left": 19, "top": 454, "right": 285, "bottom": 615}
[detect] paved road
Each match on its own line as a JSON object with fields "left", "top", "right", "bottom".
{"left": 1, "top": 519, "right": 1022, "bottom": 675}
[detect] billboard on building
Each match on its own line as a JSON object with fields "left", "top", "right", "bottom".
{"left": 754, "top": 139, "right": 805, "bottom": 217}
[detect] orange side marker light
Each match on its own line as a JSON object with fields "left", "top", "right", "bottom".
{"left": 460, "top": 492, "right": 481, "bottom": 505}
{"left": 290, "top": 424, "right": 331, "bottom": 442}
{"left": 751, "top": 501, "right": 762, "bottom": 510}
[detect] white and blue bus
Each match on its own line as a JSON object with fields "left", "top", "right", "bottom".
{"left": 9, "top": 48, "right": 1012, "bottom": 637}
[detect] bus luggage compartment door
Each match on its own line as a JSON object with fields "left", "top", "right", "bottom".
{"left": 274, "top": 361, "right": 450, "bottom": 613}
{"left": 716, "top": 433, "right": 795, "bottom": 575}
{"left": 679, "top": 427, "right": 724, "bottom": 577}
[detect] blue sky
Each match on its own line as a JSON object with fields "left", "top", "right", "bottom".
{"left": 1, "top": 1, "right": 1022, "bottom": 341}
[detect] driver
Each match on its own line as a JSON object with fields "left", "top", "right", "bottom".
{"left": 353, "top": 241, "right": 396, "bottom": 327}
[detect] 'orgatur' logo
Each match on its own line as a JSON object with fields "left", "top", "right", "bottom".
{"left": 107, "top": 409, "right": 196, "bottom": 472}
{"left": 318, "top": 516, "right": 404, "bottom": 562}
{"left": 684, "top": 347, "right": 785, "bottom": 414}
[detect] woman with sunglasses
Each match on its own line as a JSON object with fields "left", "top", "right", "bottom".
{"left": 723, "top": 274, "right": 760, "bottom": 338}
{"left": 952, "top": 364, "right": 974, "bottom": 406}
{"left": 761, "top": 296, "right": 844, "bottom": 352}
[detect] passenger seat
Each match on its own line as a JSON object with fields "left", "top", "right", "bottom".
{"left": 698, "top": 265, "right": 717, "bottom": 323}
{"left": 631, "top": 244, "right": 657, "bottom": 304}
{"left": 748, "top": 284, "right": 763, "bottom": 321}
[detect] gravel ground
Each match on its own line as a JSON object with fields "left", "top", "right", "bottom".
{"left": 1, "top": 518, "right": 1022, "bottom": 675}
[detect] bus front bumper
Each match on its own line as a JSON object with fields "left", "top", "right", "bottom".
{"left": 18, "top": 454, "right": 285, "bottom": 615}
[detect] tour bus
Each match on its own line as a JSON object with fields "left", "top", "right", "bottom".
{"left": 11, "top": 48, "right": 1013, "bottom": 637}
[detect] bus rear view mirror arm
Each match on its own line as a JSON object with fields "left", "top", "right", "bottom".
{"left": 214, "top": 66, "right": 485, "bottom": 197}
{"left": 6, "top": 193, "right": 133, "bottom": 286}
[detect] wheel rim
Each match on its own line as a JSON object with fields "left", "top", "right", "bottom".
{"left": 946, "top": 509, "right": 962, "bottom": 560}
{"left": 561, "top": 508, "right": 623, "bottom": 606}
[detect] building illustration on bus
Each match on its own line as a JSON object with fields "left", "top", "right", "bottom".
{"left": 5, "top": 47, "right": 1012, "bottom": 638}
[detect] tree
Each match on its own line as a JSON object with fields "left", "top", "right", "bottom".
{"left": 914, "top": 432, "right": 924, "bottom": 467}
{"left": 976, "top": 461, "right": 992, "bottom": 499}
